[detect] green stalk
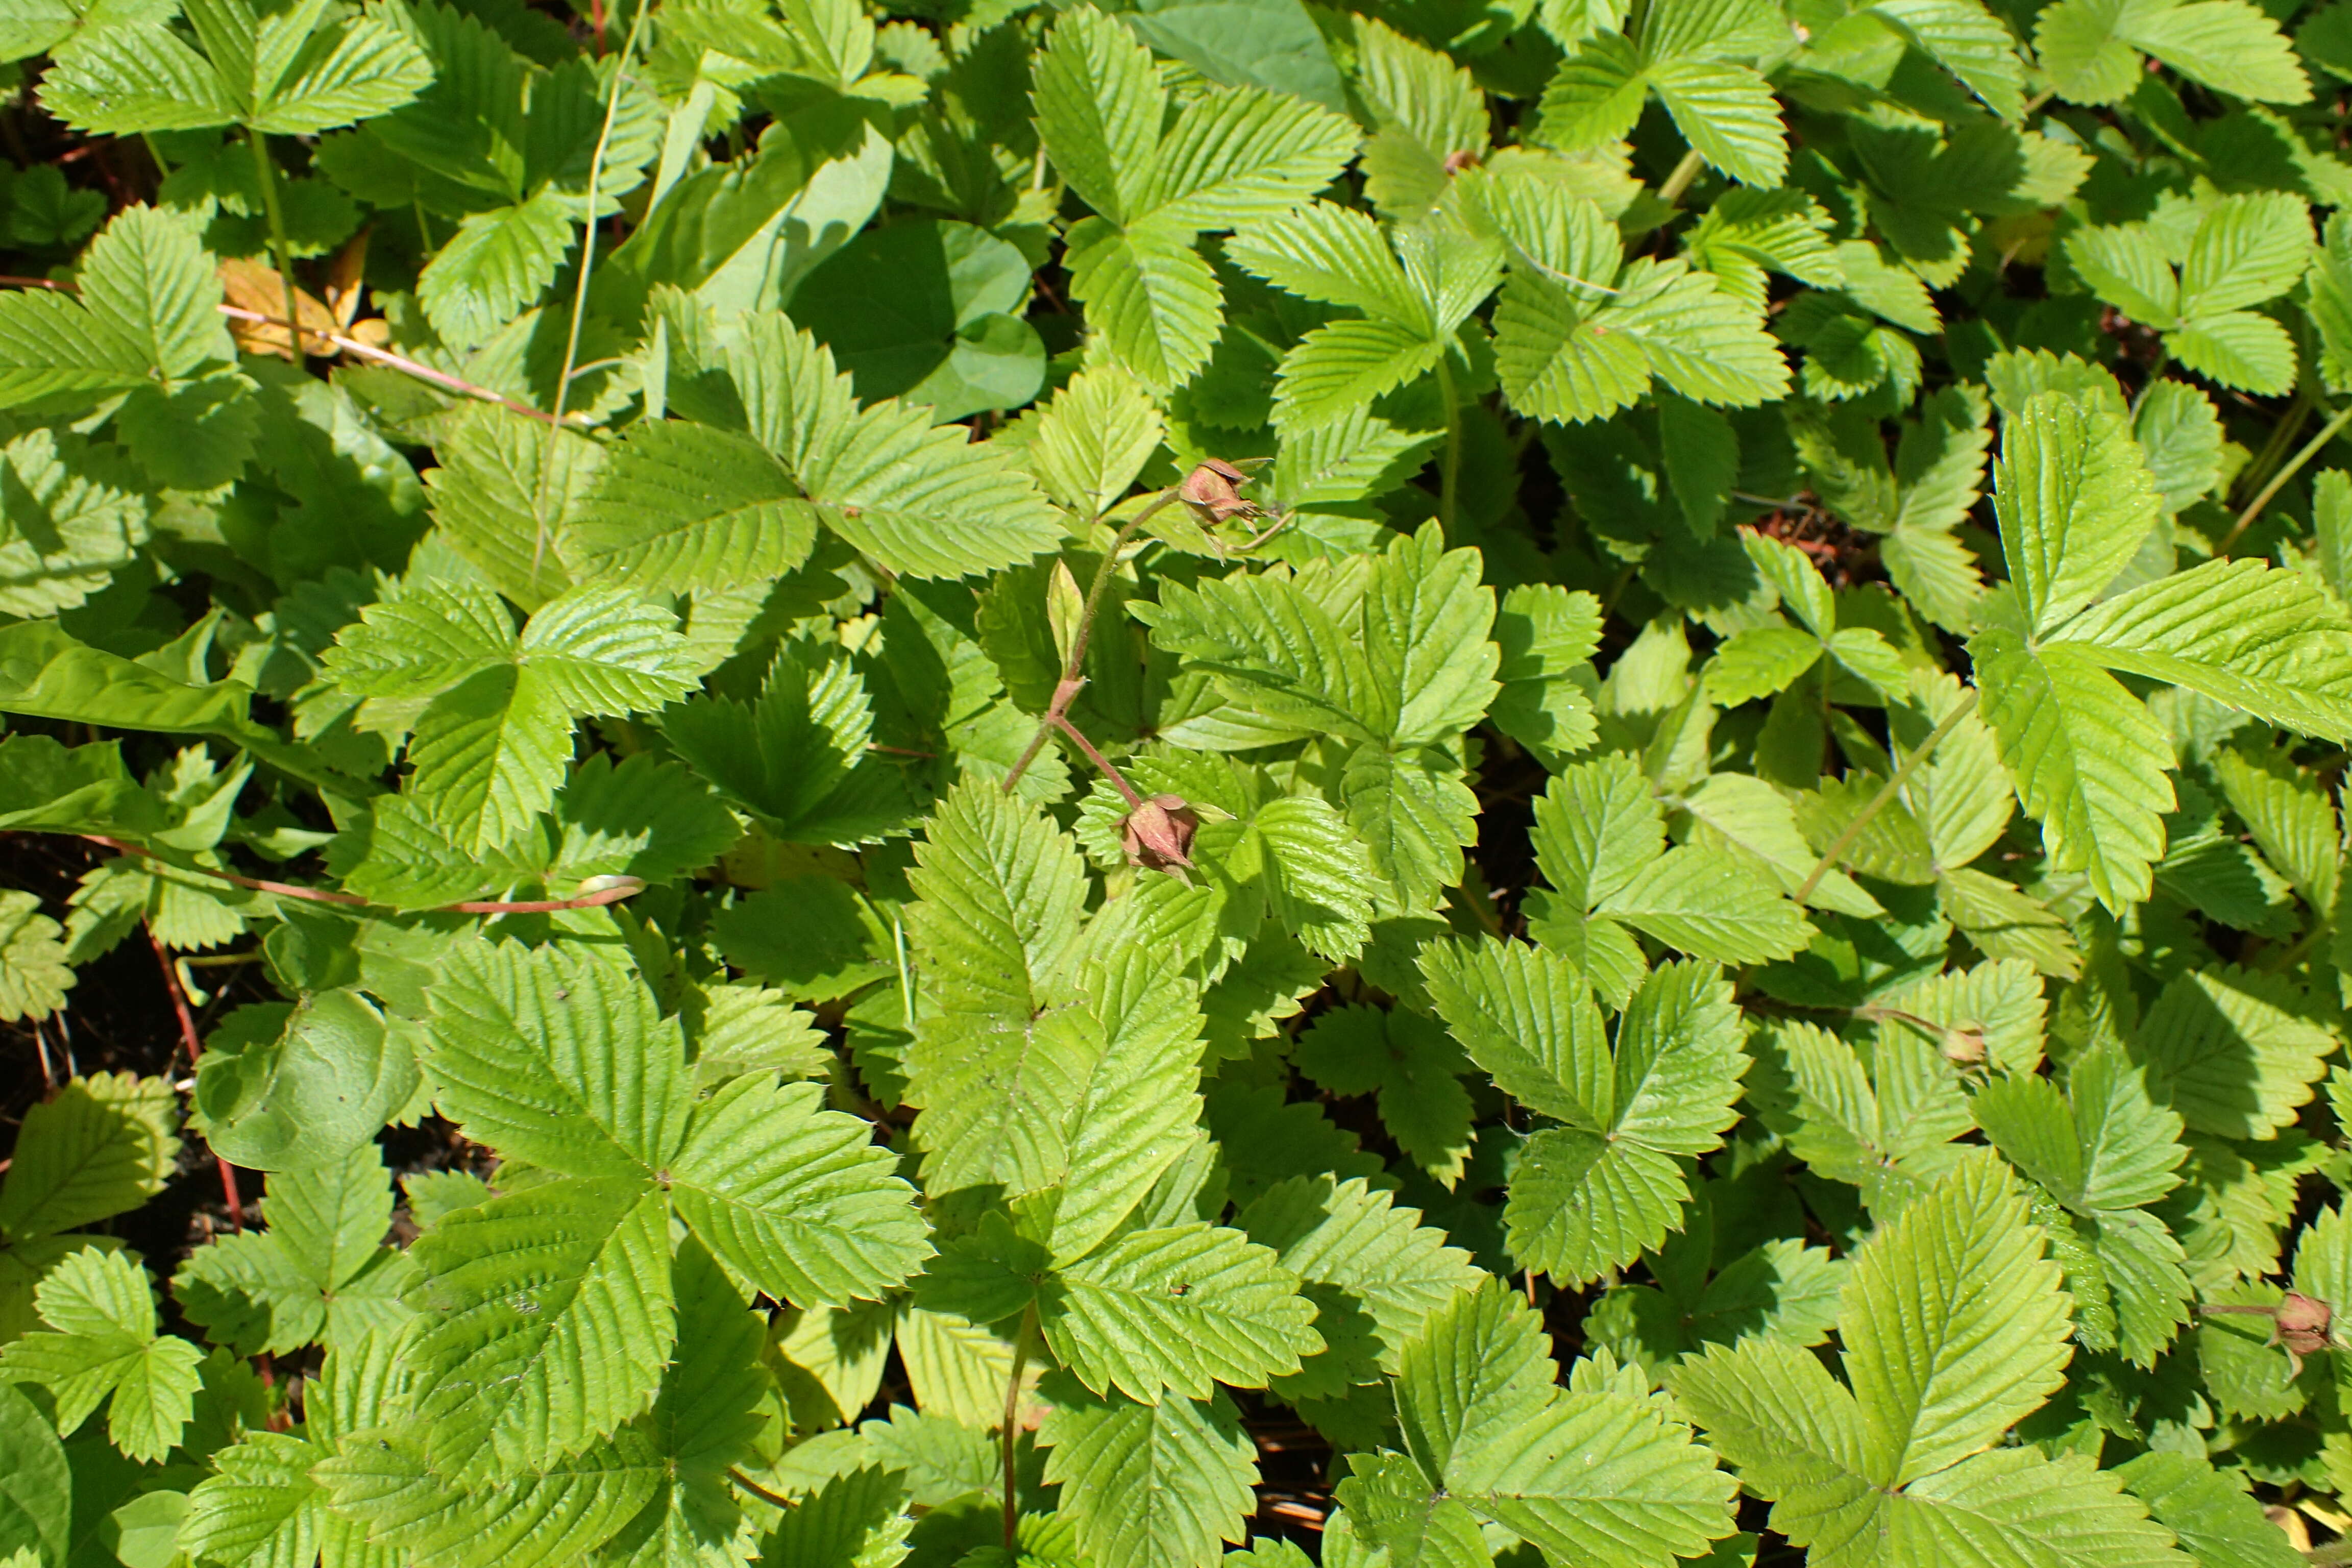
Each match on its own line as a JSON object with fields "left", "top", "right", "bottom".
{"left": 530, "top": 0, "right": 655, "bottom": 585}
{"left": 2220, "top": 401, "right": 2352, "bottom": 554}
{"left": 1655, "top": 148, "right": 1706, "bottom": 209}
{"left": 1793, "top": 690, "right": 1978, "bottom": 904}
{"left": 244, "top": 127, "right": 303, "bottom": 364}
{"left": 1435, "top": 352, "right": 1463, "bottom": 536}
{"left": 1000, "top": 1303, "right": 1039, "bottom": 1550}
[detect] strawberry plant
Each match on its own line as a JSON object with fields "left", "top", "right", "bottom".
{"left": 10, "top": 0, "right": 2352, "bottom": 1562}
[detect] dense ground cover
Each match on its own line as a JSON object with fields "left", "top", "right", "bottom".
{"left": 8, "top": 0, "right": 2352, "bottom": 1563}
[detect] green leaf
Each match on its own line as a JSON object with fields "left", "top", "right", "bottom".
{"left": 2050, "top": 557, "right": 2352, "bottom": 740}
{"left": 0, "top": 891, "right": 70, "bottom": 1025}
{"left": 326, "top": 580, "right": 699, "bottom": 853}
{"left": 0, "top": 1386, "right": 68, "bottom": 1564}
{"left": 1972, "top": 1046, "right": 2186, "bottom": 1216}
{"left": 724, "top": 312, "right": 1066, "bottom": 577}
{"left": 574, "top": 420, "right": 818, "bottom": 595}
{"left": 788, "top": 217, "right": 1046, "bottom": 422}
{"left": 1992, "top": 391, "right": 2164, "bottom": 635}
{"left": 423, "top": 939, "right": 686, "bottom": 1179}
{"left": 250, "top": 8, "right": 436, "bottom": 134}
{"left": 419, "top": 404, "right": 599, "bottom": 610}
{"left": 403, "top": 1174, "right": 675, "bottom": 1474}
{"left": 1039, "top": 1382, "right": 1259, "bottom": 1568}
{"left": 0, "top": 1247, "right": 202, "bottom": 1462}
{"left": 0, "top": 1070, "right": 176, "bottom": 1242}
{"left": 2116, "top": 1452, "right": 2303, "bottom": 1568}
{"left": 1443, "top": 1367, "right": 1740, "bottom": 1568}
{"left": 903, "top": 776, "right": 1090, "bottom": 1108}
{"left": 2131, "top": 964, "right": 2335, "bottom": 1139}
{"left": 668, "top": 1074, "right": 929, "bottom": 1308}
{"left": 1973, "top": 630, "right": 2174, "bottom": 912}
{"left": 1030, "top": 364, "right": 1164, "bottom": 522}
{"left": 1841, "top": 1152, "right": 2072, "bottom": 1484}
{"left": 79, "top": 203, "right": 235, "bottom": 384}
{"left": 1033, "top": 6, "right": 1163, "bottom": 228}
{"left": 615, "top": 1236, "right": 771, "bottom": 1568}
{"left": 663, "top": 641, "right": 916, "bottom": 847}
{"left": 1064, "top": 217, "right": 1227, "bottom": 394}
{"left": 173, "top": 1138, "right": 413, "bottom": 1355}
{"left": 1425, "top": 944, "right": 1747, "bottom": 1285}
{"left": 759, "top": 1465, "right": 912, "bottom": 1566}
{"left": 37, "top": 23, "right": 241, "bottom": 132}
{"left": 192, "top": 989, "right": 420, "bottom": 1172}
{"left": 181, "top": 1429, "right": 325, "bottom": 1568}
{"left": 1599, "top": 844, "right": 1816, "bottom": 965}
{"left": 1043, "top": 1223, "right": 1324, "bottom": 1402}
{"left": 2038, "top": 0, "right": 2309, "bottom": 104}
{"left": 313, "top": 1422, "right": 661, "bottom": 1568}
{"left": 1648, "top": 58, "right": 1787, "bottom": 187}
{"left": 416, "top": 187, "right": 576, "bottom": 348}
{"left": 1292, "top": 1008, "right": 1473, "bottom": 1185}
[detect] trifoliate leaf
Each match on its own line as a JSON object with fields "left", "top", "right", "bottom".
{"left": 173, "top": 1138, "right": 414, "bottom": 1354}
{"left": 1425, "top": 944, "right": 1747, "bottom": 1285}
{"left": 0, "top": 1247, "right": 201, "bottom": 1462}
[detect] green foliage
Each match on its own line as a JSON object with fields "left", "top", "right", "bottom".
{"left": 12, "top": 1, "right": 2352, "bottom": 1564}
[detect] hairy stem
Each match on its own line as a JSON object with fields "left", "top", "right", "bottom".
{"left": 531, "top": 0, "right": 654, "bottom": 583}
{"left": 2222, "top": 401, "right": 2352, "bottom": 553}
{"left": 244, "top": 128, "right": 304, "bottom": 366}
{"left": 149, "top": 926, "right": 246, "bottom": 1230}
{"left": 1002, "top": 1303, "right": 1039, "bottom": 1550}
{"left": 1793, "top": 690, "right": 1979, "bottom": 904}
{"left": 1002, "top": 487, "right": 1182, "bottom": 792}
{"left": 1053, "top": 712, "right": 1143, "bottom": 806}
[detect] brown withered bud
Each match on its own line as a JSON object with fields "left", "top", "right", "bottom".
{"left": 1122, "top": 793, "right": 1200, "bottom": 882}
{"left": 1442, "top": 149, "right": 1481, "bottom": 175}
{"left": 2276, "top": 1292, "right": 2333, "bottom": 1357}
{"left": 1181, "top": 459, "right": 1259, "bottom": 526}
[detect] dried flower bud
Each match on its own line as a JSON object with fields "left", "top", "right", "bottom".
{"left": 1939, "top": 1020, "right": 1986, "bottom": 1065}
{"left": 1442, "top": 149, "right": 1481, "bottom": 174}
{"left": 2277, "top": 1292, "right": 2333, "bottom": 1356}
{"left": 1181, "top": 458, "right": 1259, "bottom": 526}
{"left": 1122, "top": 793, "right": 1199, "bottom": 881}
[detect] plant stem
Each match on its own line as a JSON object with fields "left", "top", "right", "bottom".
{"left": 2236, "top": 380, "right": 2316, "bottom": 504}
{"left": 531, "top": 0, "right": 654, "bottom": 583}
{"left": 1001, "top": 1303, "right": 1038, "bottom": 1550}
{"left": 1052, "top": 712, "right": 1142, "bottom": 806}
{"left": 1655, "top": 148, "right": 1707, "bottom": 208}
{"left": 149, "top": 925, "right": 246, "bottom": 1230}
{"left": 2221, "top": 401, "right": 2352, "bottom": 553}
{"left": 81, "top": 835, "right": 647, "bottom": 916}
{"left": 245, "top": 127, "right": 304, "bottom": 364}
{"left": 728, "top": 1468, "right": 794, "bottom": 1510}
{"left": 1793, "top": 690, "right": 1979, "bottom": 904}
{"left": 1001, "top": 487, "right": 1182, "bottom": 793}
{"left": 1435, "top": 352, "right": 1462, "bottom": 536}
